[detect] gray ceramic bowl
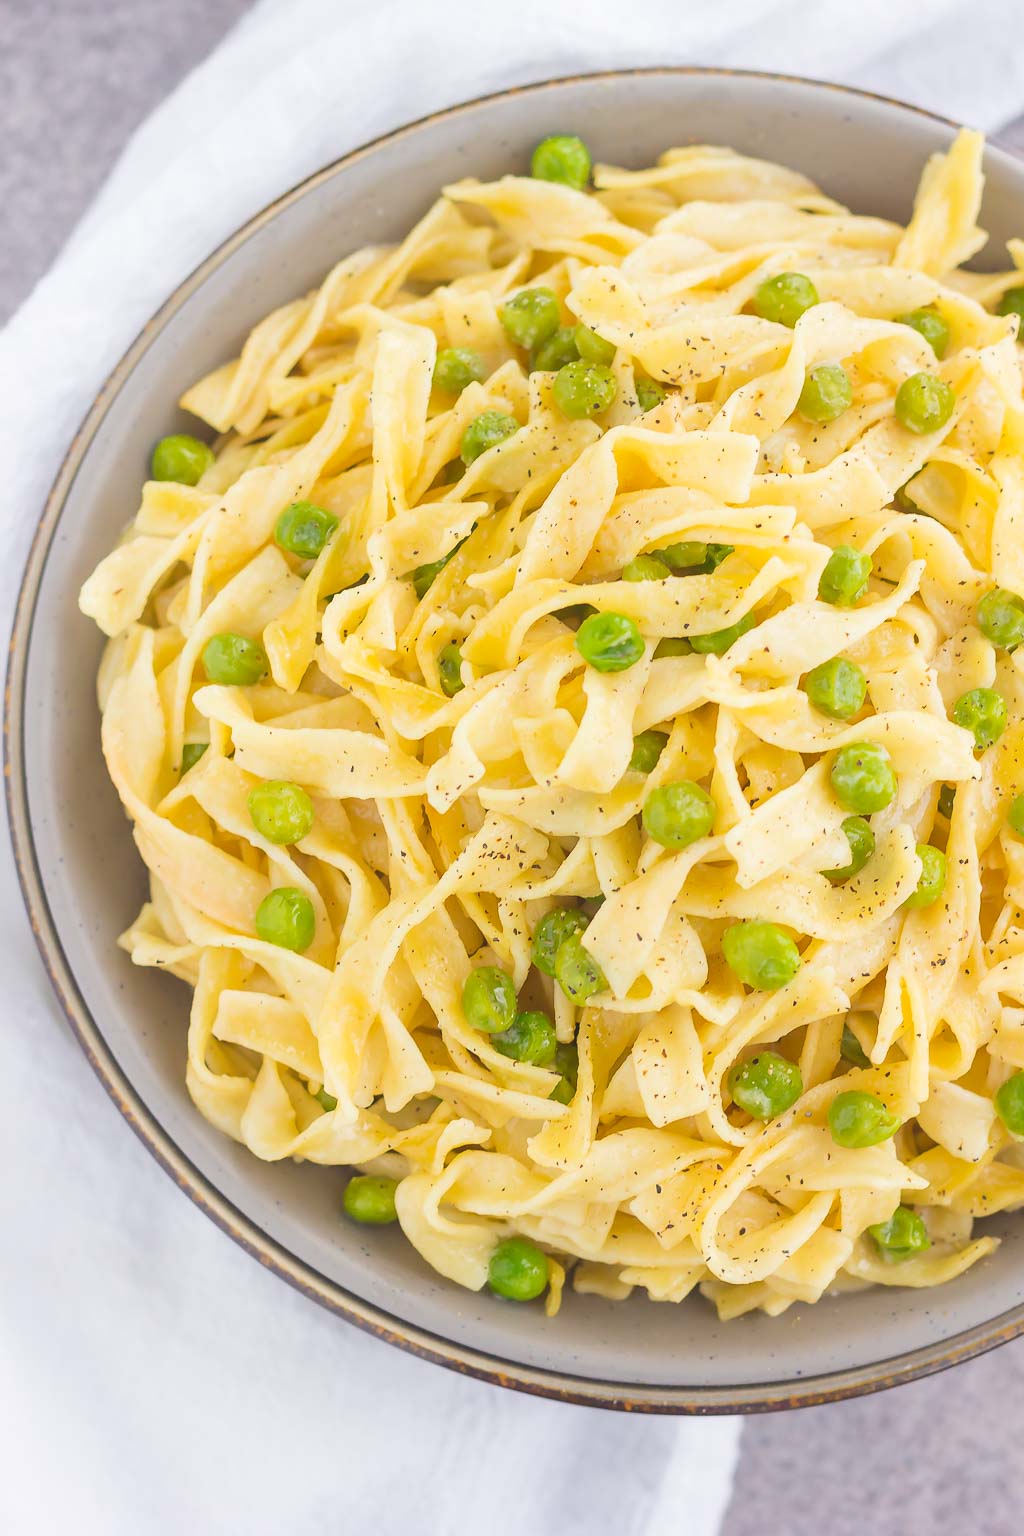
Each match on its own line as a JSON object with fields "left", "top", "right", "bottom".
{"left": 9, "top": 67, "right": 1024, "bottom": 1413}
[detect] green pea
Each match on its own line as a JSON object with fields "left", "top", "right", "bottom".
{"left": 654, "top": 637, "right": 693, "bottom": 658}
{"left": 438, "top": 642, "right": 465, "bottom": 697}
{"left": 869, "top": 1206, "right": 930, "bottom": 1263}
{"left": 554, "top": 933, "right": 607, "bottom": 1003}
{"left": 840, "top": 1018, "right": 872, "bottom": 1069}
{"left": 343, "top": 1174, "right": 398, "bottom": 1225}
{"left": 753, "top": 271, "right": 819, "bottom": 327}
{"left": 1008, "top": 795, "right": 1024, "bottom": 837}
{"left": 642, "top": 781, "right": 716, "bottom": 849}
{"left": 635, "top": 375, "right": 667, "bottom": 411}
{"left": 575, "top": 611, "right": 645, "bottom": 672}
{"left": 659, "top": 541, "right": 734, "bottom": 574}
{"left": 952, "top": 687, "right": 1007, "bottom": 752}
{"left": 690, "top": 612, "right": 756, "bottom": 655}
{"left": 830, "top": 742, "right": 897, "bottom": 813}
{"left": 798, "top": 364, "right": 852, "bottom": 423}
{"left": 828, "top": 1089, "right": 900, "bottom": 1148}
{"left": 629, "top": 729, "right": 669, "bottom": 774}
{"left": 549, "top": 1041, "right": 579, "bottom": 1103}
{"left": 995, "top": 1071, "right": 1024, "bottom": 1135}
{"left": 247, "top": 780, "right": 315, "bottom": 845}
{"left": 488, "top": 1235, "right": 549, "bottom": 1300}
{"left": 574, "top": 325, "right": 616, "bottom": 364}
{"left": 315, "top": 1087, "right": 338, "bottom": 1112}
{"left": 722, "top": 921, "right": 801, "bottom": 992}
{"left": 274, "top": 500, "right": 339, "bottom": 559}
{"left": 492, "top": 1010, "right": 557, "bottom": 1066}
{"left": 532, "top": 326, "right": 579, "bottom": 372}
{"left": 255, "top": 887, "right": 316, "bottom": 952}
{"left": 151, "top": 433, "right": 215, "bottom": 485}
{"left": 905, "top": 844, "right": 947, "bottom": 909}
{"left": 411, "top": 555, "right": 450, "bottom": 598}
{"left": 462, "top": 965, "right": 517, "bottom": 1034}
{"left": 937, "top": 783, "right": 956, "bottom": 820}
{"left": 823, "top": 816, "right": 876, "bottom": 884}
{"left": 409, "top": 539, "right": 465, "bottom": 599}
{"left": 896, "top": 307, "right": 950, "bottom": 359}
{"left": 552, "top": 360, "right": 618, "bottom": 420}
{"left": 729, "top": 1050, "right": 803, "bottom": 1120}
{"left": 818, "top": 545, "right": 872, "bottom": 606}
{"left": 977, "top": 586, "right": 1024, "bottom": 650}
{"left": 532, "top": 907, "right": 588, "bottom": 977}
{"left": 181, "top": 742, "right": 208, "bottom": 774}
{"left": 996, "top": 287, "right": 1024, "bottom": 321}
{"left": 803, "top": 656, "right": 867, "bottom": 721}
{"left": 660, "top": 540, "right": 708, "bottom": 571}
{"left": 531, "top": 134, "right": 591, "bottom": 191}
{"left": 202, "top": 632, "right": 268, "bottom": 686}
{"left": 433, "top": 346, "right": 487, "bottom": 395}
{"left": 894, "top": 372, "right": 956, "bottom": 435}
{"left": 500, "top": 287, "right": 561, "bottom": 350}
{"left": 461, "top": 410, "right": 519, "bottom": 464}
{"left": 622, "top": 553, "right": 671, "bottom": 582}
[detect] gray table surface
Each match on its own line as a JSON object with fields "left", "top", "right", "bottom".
{"left": 5, "top": 4, "right": 1024, "bottom": 1531}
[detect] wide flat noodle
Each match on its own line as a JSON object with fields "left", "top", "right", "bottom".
{"left": 80, "top": 127, "right": 1024, "bottom": 1321}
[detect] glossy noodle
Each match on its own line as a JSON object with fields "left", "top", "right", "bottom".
{"left": 81, "top": 129, "right": 1024, "bottom": 1317}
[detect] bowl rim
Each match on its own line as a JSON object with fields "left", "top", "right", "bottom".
{"left": 8, "top": 63, "right": 1024, "bottom": 1414}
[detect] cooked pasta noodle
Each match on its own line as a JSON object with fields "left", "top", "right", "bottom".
{"left": 81, "top": 128, "right": 1024, "bottom": 1317}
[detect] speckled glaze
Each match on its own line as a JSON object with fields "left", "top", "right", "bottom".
{"left": 9, "top": 68, "right": 1024, "bottom": 1413}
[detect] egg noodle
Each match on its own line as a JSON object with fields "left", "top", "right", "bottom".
{"left": 81, "top": 128, "right": 1024, "bottom": 1318}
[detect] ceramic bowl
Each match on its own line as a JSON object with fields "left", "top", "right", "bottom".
{"left": 9, "top": 67, "right": 1024, "bottom": 1412}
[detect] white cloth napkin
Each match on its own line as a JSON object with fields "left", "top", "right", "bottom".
{"left": 2, "top": 2, "right": 1023, "bottom": 1532}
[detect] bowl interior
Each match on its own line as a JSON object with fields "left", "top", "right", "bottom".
{"left": 15, "top": 70, "right": 1024, "bottom": 1403}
